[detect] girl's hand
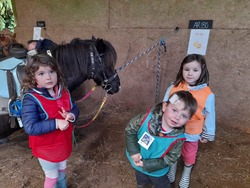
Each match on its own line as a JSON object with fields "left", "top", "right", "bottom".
{"left": 131, "top": 153, "right": 143, "bottom": 167}
{"left": 56, "top": 119, "right": 69, "bottom": 131}
{"left": 59, "top": 107, "right": 73, "bottom": 121}
{"left": 200, "top": 137, "right": 208, "bottom": 143}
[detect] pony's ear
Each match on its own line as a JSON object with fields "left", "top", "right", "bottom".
{"left": 95, "top": 39, "right": 106, "bottom": 54}
{"left": 91, "top": 36, "right": 96, "bottom": 41}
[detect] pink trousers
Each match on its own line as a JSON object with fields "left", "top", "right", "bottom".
{"left": 181, "top": 141, "right": 199, "bottom": 165}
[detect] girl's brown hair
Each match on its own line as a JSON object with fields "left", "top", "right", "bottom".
{"left": 174, "top": 54, "right": 209, "bottom": 86}
{"left": 22, "top": 54, "right": 65, "bottom": 92}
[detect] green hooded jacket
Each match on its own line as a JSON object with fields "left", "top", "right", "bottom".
{"left": 125, "top": 102, "right": 185, "bottom": 173}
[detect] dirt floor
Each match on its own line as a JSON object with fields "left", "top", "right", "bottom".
{"left": 0, "top": 93, "right": 250, "bottom": 188}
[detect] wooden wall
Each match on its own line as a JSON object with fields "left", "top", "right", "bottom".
{"left": 12, "top": 0, "right": 250, "bottom": 132}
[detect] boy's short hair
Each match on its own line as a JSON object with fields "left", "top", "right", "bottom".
{"left": 168, "top": 91, "right": 197, "bottom": 118}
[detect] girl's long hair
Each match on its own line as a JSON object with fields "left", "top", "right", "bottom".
{"left": 22, "top": 54, "right": 66, "bottom": 92}
{"left": 174, "top": 54, "right": 209, "bottom": 86}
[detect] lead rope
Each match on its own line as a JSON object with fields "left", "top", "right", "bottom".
{"left": 74, "top": 27, "right": 179, "bottom": 130}
{"left": 155, "top": 39, "right": 167, "bottom": 104}
{"left": 155, "top": 27, "right": 179, "bottom": 104}
{"left": 73, "top": 92, "right": 107, "bottom": 149}
{"left": 73, "top": 41, "right": 162, "bottom": 130}
{"left": 75, "top": 85, "right": 97, "bottom": 103}
{"left": 106, "top": 39, "right": 164, "bottom": 83}
{"left": 106, "top": 27, "right": 179, "bottom": 84}
{"left": 73, "top": 92, "right": 108, "bottom": 148}
{"left": 75, "top": 92, "right": 108, "bottom": 129}
{"left": 73, "top": 51, "right": 105, "bottom": 131}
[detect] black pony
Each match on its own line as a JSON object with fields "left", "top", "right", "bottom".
{"left": 51, "top": 37, "right": 120, "bottom": 94}
{"left": 0, "top": 36, "right": 120, "bottom": 143}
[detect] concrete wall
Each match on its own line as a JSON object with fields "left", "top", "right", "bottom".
{"left": 12, "top": 0, "right": 250, "bottom": 132}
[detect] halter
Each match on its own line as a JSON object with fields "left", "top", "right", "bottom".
{"left": 89, "top": 46, "right": 112, "bottom": 92}
{"left": 74, "top": 47, "right": 110, "bottom": 129}
{"left": 89, "top": 51, "right": 96, "bottom": 79}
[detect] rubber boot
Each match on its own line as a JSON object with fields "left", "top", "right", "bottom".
{"left": 55, "top": 170, "right": 67, "bottom": 188}
{"left": 44, "top": 177, "right": 58, "bottom": 188}
{"left": 167, "top": 161, "right": 178, "bottom": 183}
{"left": 179, "top": 164, "right": 193, "bottom": 188}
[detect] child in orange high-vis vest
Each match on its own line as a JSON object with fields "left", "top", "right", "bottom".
{"left": 163, "top": 54, "right": 216, "bottom": 188}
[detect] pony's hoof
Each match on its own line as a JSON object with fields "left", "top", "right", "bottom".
{"left": 0, "top": 137, "right": 9, "bottom": 144}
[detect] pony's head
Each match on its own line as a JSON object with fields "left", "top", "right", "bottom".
{"left": 51, "top": 37, "right": 120, "bottom": 94}
{"left": 91, "top": 36, "right": 120, "bottom": 94}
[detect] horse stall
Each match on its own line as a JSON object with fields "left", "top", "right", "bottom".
{"left": 0, "top": 1, "right": 250, "bottom": 188}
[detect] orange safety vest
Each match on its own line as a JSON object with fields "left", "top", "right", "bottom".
{"left": 170, "top": 82, "right": 212, "bottom": 134}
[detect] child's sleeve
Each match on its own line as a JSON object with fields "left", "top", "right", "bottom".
{"left": 69, "top": 99, "right": 80, "bottom": 122}
{"left": 21, "top": 94, "right": 57, "bottom": 135}
{"left": 202, "top": 93, "right": 216, "bottom": 141}
{"left": 125, "top": 114, "right": 144, "bottom": 156}
{"left": 163, "top": 84, "right": 174, "bottom": 102}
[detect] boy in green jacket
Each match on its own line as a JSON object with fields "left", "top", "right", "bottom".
{"left": 125, "top": 91, "right": 197, "bottom": 188}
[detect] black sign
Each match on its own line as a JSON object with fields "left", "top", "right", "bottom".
{"left": 188, "top": 20, "right": 213, "bottom": 29}
{"left": 37, "top": 21, "right": 46, "bottom": 28}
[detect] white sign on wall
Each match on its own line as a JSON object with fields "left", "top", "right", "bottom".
{"left": 187, "top": 20, "right": 213, "bottom": 55}
{"left": 187, "top": 29, "right": 210, "bottom": 55}
{"left": 33, "top": 27, "right": 41, "bottom": 40}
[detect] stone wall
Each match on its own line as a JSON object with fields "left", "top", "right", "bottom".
{"left": 12, "top": 0, "right": 250, "bottom": 131}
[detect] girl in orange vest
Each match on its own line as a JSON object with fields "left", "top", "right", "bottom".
{"left": 163, "top": 54, "right": 215, "bottom": 188}
{"left": 22, "top": 54, "right": 79, "bottom": 188}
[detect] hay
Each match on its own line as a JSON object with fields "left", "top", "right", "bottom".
{"left": 0, "top": 103, "right": 250, "bottom": 187}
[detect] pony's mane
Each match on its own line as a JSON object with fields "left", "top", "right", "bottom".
{"left": 51, "top": 37, "right": 117, "bottom": 81}
{"left": 69, "top": 37, "right": 117, "bottom": 70}
{"left": 51, "top": 40, "right": 91, "bottom": 80}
